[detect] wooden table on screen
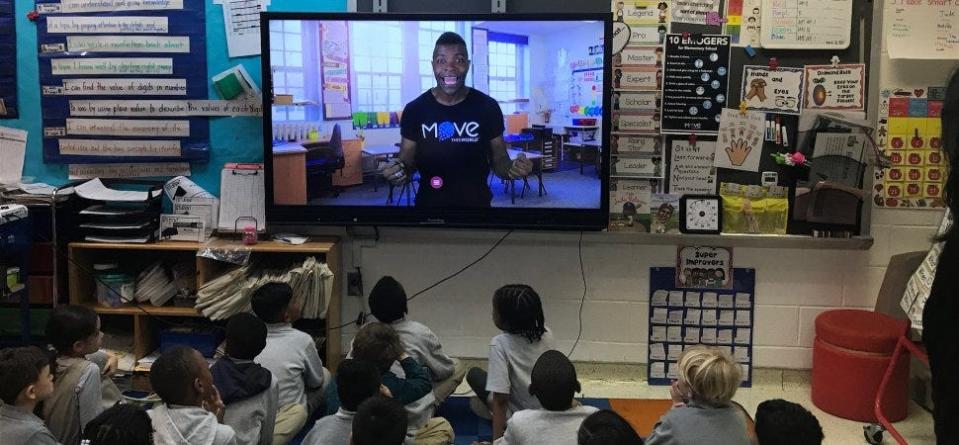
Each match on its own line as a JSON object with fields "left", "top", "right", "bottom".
{"left": 272, "top": 143, "right": 308, "bottom": 205}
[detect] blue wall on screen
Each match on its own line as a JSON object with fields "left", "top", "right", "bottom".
{"left": 8, "top": 0, "right": 346, "bottom": 195}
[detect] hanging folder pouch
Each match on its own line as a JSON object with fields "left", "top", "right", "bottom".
{"left": 218, "top": 163, "right": 266, "bottom": 233}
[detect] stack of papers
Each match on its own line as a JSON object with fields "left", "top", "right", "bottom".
{"left": 135, "top": 262, "right": 177, "bottom": 306}
{"left": 195, "top": 256, "right": 334, "bottom": 320}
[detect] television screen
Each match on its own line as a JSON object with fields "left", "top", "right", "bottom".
{"left": 262, "top": 13, "right": 611, "bottom": 229}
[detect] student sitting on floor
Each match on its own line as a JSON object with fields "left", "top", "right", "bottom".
{"left": 477, "top": 350, "right": 597, "bottom": 445}
{"left": 304, "top": 359, "right": 397, "bottom": 445}
{"left": 252, "top": 282, "right": 330, "bottom": 444}
{"left": 367, "top": 276, "right": 466, "bottom": 405}
{"left": 329, "top": 322, "right": 453, "bottom": 445}
{"left": 351, "top": 396, "right": 409, "bottom": 445}
{"left": 148, "top": 346, "right": 237, "bottom": 445}
{"left": 645, "top": 346, "right": 749, "bottom": 445}
{"left": 754, "top": 399, "right": 824, "bottom": 445}
{"left": 211, "top": 313, "right": 279, "bottom": 445}
{"left": 467, "top": 284, "right": 557, "bottom": 441}
{"left": 43, "top": 304, "right": 121, "bottom": 445}
{"left": 82, "top": 403, "right": 154, "bottom": 445}
{"left": 577, "top": 410, "right": 644, "bottom": 445}
{"left": 0, "top": 346, "right": 59, "bottom": 445}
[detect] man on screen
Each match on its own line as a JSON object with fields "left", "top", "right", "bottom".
{"left": 380, "top": 31, "right": 532, "bottom": 207}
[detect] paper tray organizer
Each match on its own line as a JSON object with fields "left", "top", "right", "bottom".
{"left": 73, "top": 179, "right": 164, "bottom": 244}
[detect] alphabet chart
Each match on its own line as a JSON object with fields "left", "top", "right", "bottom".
{"left": 648, "top": 267, "right": 755, "bottom": 387}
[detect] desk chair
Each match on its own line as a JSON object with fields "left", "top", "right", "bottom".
{"left": 305, "top": 124, "right": 344, "bottom": 200}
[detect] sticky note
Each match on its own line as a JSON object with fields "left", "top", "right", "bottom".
{"left": 686, "top": 309, "right": 702, "bottom": 325}
{"left": 669, "top": 290, "right": 685, "bottom": 306}
{"left": 652, "top": 326, "right": 668, "bottom": 342}
{"left": 668, "top": 326, "right": 683, "bottom": 342}
{"left": 685, "top": 291, "right": 701, "bottom": 307}
{"left": 652, "top": 289, "right": 669, "bottom": 306}
{"left": 735, "top": 293, "right": 751, "bottom": 308}
{"left": 650, "top": 343, "right": 666, "bottom": 360}
{"left": 718, "top": 294, "right": 734, "bottom": 308}
{"left": 736, "top": 310, "right": 752, "bottom": 326}
{"left": 668, "top": 310, "right": 685, "bottom": 325}
{"left": 214, "top": 72, "right": 244, "bottom": 100}
{"left": 735, "top": 328, "right": 751, "bottom": 344}
{"left": 668, "top": 344, "right": 683, "bottom": 360}
{"left": 651, "top": 362, "right": 666, "bottom": 378}
{"left": 702, "top": 292, "right": 718, "bottom": 308}
{"left": 684, "top": 327, "right": 701, "bottom": 343}
{"left": 652, "top": 308, "right": 668, "bottom": 324}
{"left": 702, "top": 310, "right": 718, "bottom": 325}
{"left": 719, "top": 310, "right": 736, "bottom": 325}
{"left": 701, "top": 328, "right": 717, "bottom": 344}
{"left": 718, "top": 328, "right": 734, "bottom": 344}
{"left": 667, "top": 362, "right": 680, "bottom": 379}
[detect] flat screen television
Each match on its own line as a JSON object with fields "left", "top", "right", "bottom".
{"left": 261, "top": 12, "right": 612, "bottom": 230}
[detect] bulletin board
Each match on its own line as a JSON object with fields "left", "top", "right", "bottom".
{"left": 657, "top": 0, "right": 873, "bottom": 234}
{"left": 647, "top": 267, "right": 755, "bottom": 387}
{"left": 35, "top": 0, "right": 210, "bottom": 164}
{"left": 0, "top": 0, "right": 16, "bottom": 118}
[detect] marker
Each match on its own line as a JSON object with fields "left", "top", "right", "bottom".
{"left": 775, "top": 118, "right": 782, "bottom": 145}
{"left": 782, "top": 126, "right": 789, "bottom": 147}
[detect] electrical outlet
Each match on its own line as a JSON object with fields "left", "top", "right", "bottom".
{"left": 347, "top": 271, "right": 363, "bottom": 296}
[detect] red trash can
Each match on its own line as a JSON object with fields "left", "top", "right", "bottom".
{"left": 811, "top": 309, "right": 911, "bottom": 423}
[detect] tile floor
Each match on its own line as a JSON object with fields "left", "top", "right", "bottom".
{"left": 452, "top": 360, "right": 936, "bottom": 445}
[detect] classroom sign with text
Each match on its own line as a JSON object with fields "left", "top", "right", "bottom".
{"left": 661, "top": 34, "right": 730, "bottom": 134}
{"left": 676, "top": 246, "right": 733, "bottom": 289}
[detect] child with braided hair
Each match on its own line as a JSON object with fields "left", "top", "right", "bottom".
{"left": 466, "top": 284, "right": 556, "bottom": 441}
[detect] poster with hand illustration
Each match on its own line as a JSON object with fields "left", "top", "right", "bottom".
{"left": 715, "top": 108, "right": 765, "bottom": 172}
{"left": 741, "top": 66, "right": 804, "bottom": 114}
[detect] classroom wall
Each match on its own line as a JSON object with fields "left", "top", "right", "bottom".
{"left": 338, "top": 208, "right": 942, "bottom": 369}
{"left": 6, "top": 0, "right": 346, "bottom": 196}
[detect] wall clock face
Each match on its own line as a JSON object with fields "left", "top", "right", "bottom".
{"left": 680, "top": 195, "right": 722, "bottom": 234}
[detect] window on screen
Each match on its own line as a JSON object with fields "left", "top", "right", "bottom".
{"left": 270, "top": 20, "right": 308, "bottom": 121}
{"left": 351, "top": 22, "right": 403, "bottom": 113}
{"left": 418, "top": 21, "right": 457, "bottom": 92}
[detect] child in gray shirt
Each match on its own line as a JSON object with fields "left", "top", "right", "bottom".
{"left": 0, "top": 346, "right": 60, "bottom": 445}
{"left": 493, "top": 350, "right": 597, "bottom": 445}
{"left": 645, "top": 346, "right": 749, "bottom": 445}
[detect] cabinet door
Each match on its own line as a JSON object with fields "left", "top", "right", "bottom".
{"left": 333, "top": 139, "right": 363, "bottom": 186}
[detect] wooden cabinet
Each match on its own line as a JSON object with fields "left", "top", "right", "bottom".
{"left": 333, "top": 138, "right": 363, "bottom": 187}
{"left": 68, "top": 238, "right": 342, "bottom": 370}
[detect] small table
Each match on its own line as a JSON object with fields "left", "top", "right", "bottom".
{"left": 362, "top": 145, "right": 401, "bottom": 194}
{"left": 506, "top": 148, "right": 545, "bottom": 204}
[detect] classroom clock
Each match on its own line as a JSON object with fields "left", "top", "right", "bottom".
{"left": 679, "top": 195, "right": 723, "bottom": 234}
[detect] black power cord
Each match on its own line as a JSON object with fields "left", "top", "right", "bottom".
{"left": 568, "top": 231, "right": 587, "bottom": 358}
{"left": 329, "top": 229, "right": 514, "bottom": 331}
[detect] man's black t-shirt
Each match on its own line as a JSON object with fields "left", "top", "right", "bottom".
{"left": 400, "top": 88, "right": 505, "bottom": 207}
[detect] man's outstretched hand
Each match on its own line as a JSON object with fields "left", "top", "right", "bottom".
{"left": 509, "top": 153, "right": 533, "bottom": 179}
{"left": 380, "top": 159, "right": 408, "bottom": 186}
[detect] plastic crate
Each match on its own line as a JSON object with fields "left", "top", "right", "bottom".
{"left": 159, "top": 327, "right": 222, "bottom": 358}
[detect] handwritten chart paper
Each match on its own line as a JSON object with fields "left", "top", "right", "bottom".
{"left": 760, "top": 0, "right": 852, "bottom": 49}
{"left": 670, "top": 138, "right": 718, "bottom": 194}
{"left": 37, "top": 0, "right": 209, "bottom": 164}
{"left": 886, "top": 0, "right": 959, "bottom": 60}
{"left": 0, "top": 126, "right": 27, "bottom": 184}
{"left": 803, "top": 64, "right": 866, "bottom": 110}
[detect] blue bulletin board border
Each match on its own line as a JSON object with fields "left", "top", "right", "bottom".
{"left": 647, "top": 267, "right": 755, "bottom": 387}
{"left": 0, "top": 0, "right": 18, "bottom": 118}
{"left": 35, "top": 0, "right": 209, "bottom": 163}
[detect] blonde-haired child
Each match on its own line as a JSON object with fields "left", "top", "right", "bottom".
{"left": 645, "top": 346, "right": 750, "bottom": 445}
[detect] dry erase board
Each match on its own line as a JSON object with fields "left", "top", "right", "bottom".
{"left": 759, "top": 0, "right": 853, "bottom": 49}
